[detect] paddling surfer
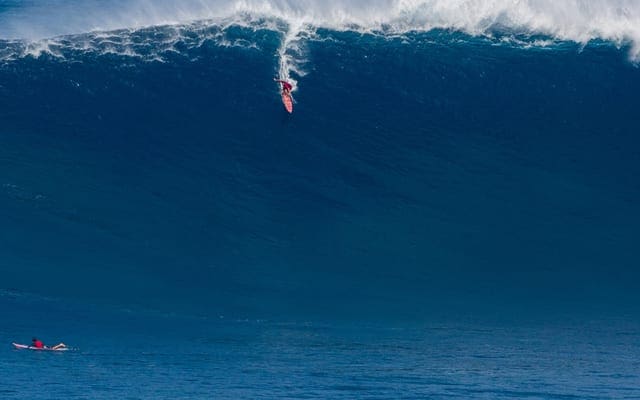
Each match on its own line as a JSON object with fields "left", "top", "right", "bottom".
{"left": 32, "top": 337, "right": 67, "bottom": 350}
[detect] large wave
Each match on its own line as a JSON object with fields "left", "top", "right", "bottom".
{"left": 1, "top": 2, "right": 639, "bottom": 318}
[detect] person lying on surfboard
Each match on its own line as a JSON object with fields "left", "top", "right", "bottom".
{"left": 32, "top": 337, "right": 67, "bottom": 350}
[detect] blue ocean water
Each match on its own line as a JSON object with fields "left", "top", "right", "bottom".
{"left": 2, "top": 291, "right": 640, "bottom": 399}
{"left": 2, "top": 26, "right": 639, "bottom": 318}
{"left": 1, "top": 1, "right": 640, "bottom": 398}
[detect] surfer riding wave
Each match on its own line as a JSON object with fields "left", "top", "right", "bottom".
{"left": 274, "top": 79, "right": 293, "bottom": 96}
{"left": 274, "top": 78, "right": 294, "bottom": 113}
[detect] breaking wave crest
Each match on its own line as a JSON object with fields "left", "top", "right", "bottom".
{"left": 1, "top": 0, "right": 640, "bottom": 59}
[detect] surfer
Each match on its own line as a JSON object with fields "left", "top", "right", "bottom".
{"left": 32, "top": 337, "right": 67, "bottom": 350}
{"left": 274, "top": 78, "right": 294, "bottom": 113}
{"left": 274, "top": 79, "right": 293, "bottom": 96}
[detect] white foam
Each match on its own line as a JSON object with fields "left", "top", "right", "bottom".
{"left": 1, "top": 1, "right": 639, "bottom": 68}
{"left": 1, "top": 0, "right": 639, "bottom": 44}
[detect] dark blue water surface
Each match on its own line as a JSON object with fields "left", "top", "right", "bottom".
{"left": 2, "top": 29, "right": 639, "bottom": 317}
{"left": 1, "top": 24, "right": 640, "bottom": 398}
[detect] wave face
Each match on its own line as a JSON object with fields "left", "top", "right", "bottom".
{"left": 1, "top": 15, "right": 640, "bottom": 318}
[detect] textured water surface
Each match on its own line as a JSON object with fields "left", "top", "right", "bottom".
{"left": 1, "top": 1, "right": 640, "bottom": 398}
{"left": 2, "top": 296, "right": 639, "bottom": 399}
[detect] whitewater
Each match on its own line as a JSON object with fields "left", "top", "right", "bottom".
{"left": 1, "top": 0, "right": 640, "bottom": 62}
{"left": 1, "top": 0, "right": 639, "bottom": 43}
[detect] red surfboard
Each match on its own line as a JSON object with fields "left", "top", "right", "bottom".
{"left": 281, "top": 92, "right": 293, "bottom": 113}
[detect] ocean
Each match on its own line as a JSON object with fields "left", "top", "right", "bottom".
{"left": 2, "top": 291, "right": 640, "bottom": 399}
{"left": 1, "top": 1, "right": 640, "bottom": 398}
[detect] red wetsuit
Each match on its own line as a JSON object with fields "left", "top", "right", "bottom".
{"left": 276, "top": 80, "right": 292, "bottom": 92}
{"left": 33, "top": 340, "right": 44, "bottom": 348}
